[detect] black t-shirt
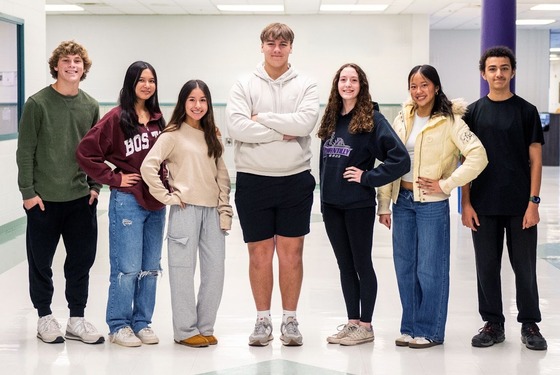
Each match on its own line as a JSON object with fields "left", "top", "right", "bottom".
{"left": 463, "top": 95, "right": 544, "bottom": 215}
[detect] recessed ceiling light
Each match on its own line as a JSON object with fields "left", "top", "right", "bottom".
{"left": 320, "top": 4, "right": 388, "bottom": 12}
{"left": 217, "top": 5, "right": 284, "bottom": 12}
{"left": 45, "top": 4, "right": 84, "bottom": 12}
{"left": 531, "top": 4, "right": 560, "bottom": 11}
{"left": 516, "top": 19, "right": 555, "bottom": 26}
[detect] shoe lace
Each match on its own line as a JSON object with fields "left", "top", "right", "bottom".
{"left": 39, "top": 316, "right": 61, "bottom": 332}
{"left": 479, "top": 323, "right": 498, "bottom": 335}
{"left": 253, "top": 320, "right": 271, "bottom": 335}
{"left": 141, "top": 327, "right": 154, "bottom": 335}
{"left": 118, "top": 326, "right": 135, "bottom": 338}
{"left": 282, "top": 319, "right": 299, "bottom": 335}
{"left": 523, "top": 324, "right": 541, "bottom": 337}
{"left": 73, "top": 318, "right": 97, "bottom": 334}
{"left": 338, "top": 323, "right": 357, "bottom": 334}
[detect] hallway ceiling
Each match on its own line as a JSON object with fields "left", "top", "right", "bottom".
{"left": 45, "top": 0, "right": 560, "bottom": 30}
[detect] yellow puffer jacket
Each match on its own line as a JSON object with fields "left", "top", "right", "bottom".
{"left": 377, "top": 98, "right": 488, "bottom": 215}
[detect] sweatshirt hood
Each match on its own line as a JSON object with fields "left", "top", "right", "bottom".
{"left": 254, "top": 63, "right": 298, "bottom": 84}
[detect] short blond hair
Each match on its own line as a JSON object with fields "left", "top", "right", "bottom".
{"left": 260, "top": 23, "right": 294, "bottom": 44}
{"left": 48, "top": 40, "right": 92, "bottom": 81}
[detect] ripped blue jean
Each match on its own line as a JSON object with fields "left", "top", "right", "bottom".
{"left": 106, "top": 190, "right": 165, "bottom": 334}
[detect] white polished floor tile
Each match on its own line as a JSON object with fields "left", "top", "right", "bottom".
{"left": 1, "top": 168, "right": 560, "bottom": 374}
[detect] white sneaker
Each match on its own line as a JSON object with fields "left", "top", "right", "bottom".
{"left": 395, "top": 333, "right": 414, "bottom": 347}
{"left": 37, "top": 315, "right": 64, "bottom": 344}
{"left": 280, "top": 317, "right": 303, "bottom": 346}
{"left": 248, "top": 317, "right": 274, "bottom": 346}
{"left": 408, "top": 336, "right": 441, "bottom": 349}
{"left": 65, "top": 317, "right": 105, "bottom": 344}
{"left": 136, "top": 327, "right": 159, "bottom": 345}
{"left": 109, "top": 326, "right": 142, "bottom": 347}
{"left": 339, "top": 325, "right": 374, "bottom": 346}
{"left": 327, "top": 322, "right": 358, "bottom": 344}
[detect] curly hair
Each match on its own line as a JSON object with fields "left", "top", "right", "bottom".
{"left": 317, "top": 63, "right": 374, "bottom": 140}
{"left": 479, "top": 45, "right": 516, "bottom": 72}
{"left": 48, "top": 40, "right": 92, "bottom": 81}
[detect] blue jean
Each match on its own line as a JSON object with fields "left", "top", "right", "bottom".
{"left": 392, "top": 188, "right": 450, "bottom": 342}
{"left": 106, "top": 190, "right": 165, "bottom": 334}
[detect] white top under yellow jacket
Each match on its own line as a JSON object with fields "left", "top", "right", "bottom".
{"left": 377, "top": 99, "right": 488, "bottom": 215}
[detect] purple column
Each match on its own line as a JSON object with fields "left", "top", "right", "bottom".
{"left": 480, "top": 0, "right": 516, "bottom": 96}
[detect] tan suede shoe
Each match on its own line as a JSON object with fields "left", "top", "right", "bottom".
{"left": 175, "top": 334, "right": 209, "bottom": 347}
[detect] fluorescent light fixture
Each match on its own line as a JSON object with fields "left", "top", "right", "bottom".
{"left": 531, "top": 4, "right": 560, "bottom": 11}
{"left": 516, "top": 19, "right": 555, "bottom": 25}
{"left": 217, "top": 5, "right": 283, "bottom": 12}
{"left": 45, "top": 4, "right": 84, "bottom": 12}
{"left": 551, "top": 48, "right": 560, "bottom": 52}
{"left": 320, "top": 4, "right": 388, "bottom": 12}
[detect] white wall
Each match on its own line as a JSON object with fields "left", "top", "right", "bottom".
{"left": 46, "top": 14, "right": 430, "bottom": 105}
{"left": 46, "top": 14, "right": 430, "bottom": 182}
{"left": 431, "top": 29, "right": 550, "bottom": 111}
{"left": 0, "top": 0, "right": 46, "bottom": 227}
{"left": 550, "top": 60, "right": 560, "bottom": 112}
{"left": 0, "top": 9, "right": 554, "bottom": 227}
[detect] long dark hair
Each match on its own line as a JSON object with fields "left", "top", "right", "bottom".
{"left": 407, "top": 64, "right": 453, "bottom": 119}
{"left": 317, "top": 63, "right": 374, "bottom": 140}
{"left": 164, "top": 80, "right": 223, "bottom": 159}
{"left": 119, "top": 61, "right": 165, "bottom": 138}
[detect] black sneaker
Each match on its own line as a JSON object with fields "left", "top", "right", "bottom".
{"left": 521, "top": 323, "right": 547, "bottom": 350}
{"left": 471, "top": 322, "right": 505, "bottom": 347}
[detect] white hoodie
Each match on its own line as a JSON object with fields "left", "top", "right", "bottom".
{"left": 226, "top": 63, "right": 319, "bottom": 176}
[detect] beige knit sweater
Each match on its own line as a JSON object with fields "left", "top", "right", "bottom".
{"left": 141, "top": 123, "right": 232, "bottom": 230}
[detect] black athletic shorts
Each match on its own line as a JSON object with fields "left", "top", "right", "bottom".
{"left": 235, "top": 170, "right": 315, "bottom": 243}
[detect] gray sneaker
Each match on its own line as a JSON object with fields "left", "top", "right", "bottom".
{"left": 327, "top": 322, "right": 358, "bottom": 344}
{"left": 339, "top": 325, "right": 374, "bottom": 346}
{"left": 37, "top": 315, "right": 64, "bottom": 344}
{"left": 109, "top": 326, "right": 142, "bottom": 347}
{"left": 249, "top": 317, "right": 274, "bottom": 346}
{"left": 65, "top": 317, "right": 105, "bottom": 344}
{"left": 280, "top": 317, "right": 303, "bottom": 346}
{"left": 135, "top": 327, "right": 159, "bottom": 345}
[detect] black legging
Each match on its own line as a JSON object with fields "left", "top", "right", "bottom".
{"left": 322, "top": 204, "right": 377, "bottom": 323}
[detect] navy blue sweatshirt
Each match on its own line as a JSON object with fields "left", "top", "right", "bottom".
{"left": 320, "top": 110, "right": 410, "bottom": 209}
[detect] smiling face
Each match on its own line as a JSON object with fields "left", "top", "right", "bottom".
{"left": 482, "top": 56, "right": 514, "bottom": 94}
{"left": 185, "top": 86, "right": 208, "bottom": 128}
{"left": 134, "top": 68, "right": 156, "bottom": 103}
{"left": 337, "top": 66, "right": 361, "bottom": 107}
{"left": 54, "top": 54, "right": 84, "bottom": 85}
{"left": 261, "top": 38, "right": 292, "bottom": 78}
{"left": 409, "top": 72, "right": 438, "bottom": 116}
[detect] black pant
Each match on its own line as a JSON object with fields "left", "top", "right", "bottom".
{"left": 25, "top": 196, "right": 98, "bottom": 317}
{"left": 322, "top": 204, "right": 377, "bottom": 323}
{"left": 472, "top": 215, "right": 541, "bottom": 324}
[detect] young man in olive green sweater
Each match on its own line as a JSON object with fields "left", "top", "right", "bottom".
{"left": 16, "top": 40, "right": 104, "bottom": 345}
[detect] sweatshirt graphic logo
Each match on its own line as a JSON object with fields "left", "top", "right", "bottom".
{"left": 323, "top": 136, "right": 352, "bottom": 158}
{"left": 124, "top": 130, "right": 161, "bottom": 157}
